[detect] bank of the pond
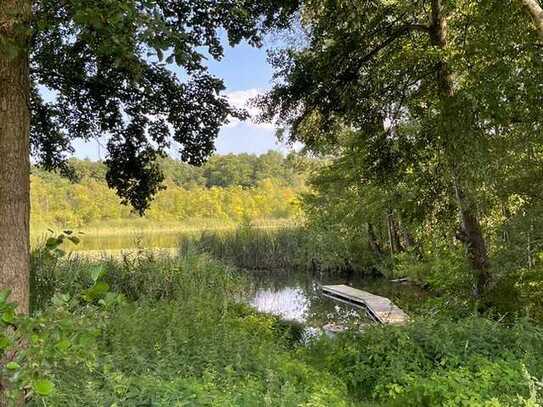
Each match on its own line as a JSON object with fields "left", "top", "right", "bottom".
{"left": 7, "top": 250, "right": 541, "bottom": 406}
{"left": 31, "top": 220, "right": 296, "bottom": 253}
{"left": 178, "top": 225, "right": 378, "bottom": 274}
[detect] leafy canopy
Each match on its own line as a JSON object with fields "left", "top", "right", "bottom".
{"left": 27, "top": 0, "right": 298, "bottom": 213}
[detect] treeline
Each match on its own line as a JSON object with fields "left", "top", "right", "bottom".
{"left": 31, "top": 152, "right": 308, "bottom": 230}
{"left": 66, "top": 151, "right": 307, "bottom": 189}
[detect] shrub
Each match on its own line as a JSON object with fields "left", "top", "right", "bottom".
{"left": 22, "top": 252, "right": 351, "bottom": 406}
{"left": 303, "top": 317, "right": 543, "bottom": 405}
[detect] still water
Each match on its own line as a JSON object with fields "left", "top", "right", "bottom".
{"left": 57, "top": 230, "right": 426, "bottom": 329}
{"left": 246, "top": 270, "right": 426, "bottom": 329}
{"left": 247, "top": 271, "right": 366, "bottom": 327}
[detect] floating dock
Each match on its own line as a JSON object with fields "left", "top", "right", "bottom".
{"left": 321, "top": 284, "right": 408, "bottom": 325}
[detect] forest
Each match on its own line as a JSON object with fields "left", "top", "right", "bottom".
{"left": 2, "top": 0, "right": 543, "bottom": 406}
{"left": 30, "top": 152, "right": 306, "bottom": 233}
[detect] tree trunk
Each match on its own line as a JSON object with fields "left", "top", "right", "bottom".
{"left": 520, "top": 0, "right": 543, "bottom": 40}
{"left": 390, "top": 212, "right": 403, "bottom": 253}
{"left": 398, "top": 221, "right": 422, "bottom": 259}
{"left": 453, "top": 178, "right": 491, "bottom": 296}
{"left": 0, "top": 0, "right": 32, "bottom": 315}
{"left": 430, "top": 0, "right": 491, "bottom": 297}
{"left": 367, "top": 222, "right": 383, "bottom": 258}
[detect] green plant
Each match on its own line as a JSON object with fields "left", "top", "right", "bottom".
{"left": 22, "top": 251, "right": 353, "bottom": 406}
{"left": 30, "top": 230, "right": 82, "bottom": 313}
{"left": 303, "top": 316, "right": 543, "bottom": 405}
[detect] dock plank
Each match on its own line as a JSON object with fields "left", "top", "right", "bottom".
{"left": 321, "top": 284, "right": 408, "bottom": 325}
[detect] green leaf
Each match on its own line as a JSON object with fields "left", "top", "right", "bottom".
{"left": 2, "top": 309, "right": 15, "bottom": 324}
{"left": 89, "top": 266, "right": 105, "bottom": 283}
{"left": 45, "top": 237, "right": 60, "bottom": 249}
{"left": 82, "top": 281, "right": 110, "bottom": 302}
{"left": 67, "top": 235, "right": 80, "bottom": 245}
{"left": 33, "top": 379, "right": 55, "bottom": 396}
{"left": 6, "top": 361, "right": 20, "bottom": 370}
{"left": 0, "top": 335, "right": 12, "bottom": 350}
{"left": 55, "top": 339, "right": 71, "bottom": 352}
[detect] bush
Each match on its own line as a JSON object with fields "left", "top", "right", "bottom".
{"left": 22, "top": 252, "right": 351, "bottom": 406}
{"left": 303, "top": 317, "right": 543, "bottom": 406}
{"left": 21, "top": 245, "right": 543, "bottom": 406}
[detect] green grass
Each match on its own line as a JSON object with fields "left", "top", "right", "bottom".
{"left": 3, "top": 248, "right": 540, "bottom": 406}
{"left": 31, "top": 218, "right": 295, "bottom": 239}
{"left": 179, "top": 224, "right": 331, "bottom": 272}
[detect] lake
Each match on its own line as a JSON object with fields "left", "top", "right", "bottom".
{"left": 54, "top": 229, "right": 426, "bottom": 331}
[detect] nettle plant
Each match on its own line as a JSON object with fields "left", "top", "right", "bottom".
{"left": 1, "top": 263, "right": 123, "bottom": 403}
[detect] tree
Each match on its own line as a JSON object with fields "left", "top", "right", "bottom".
{"left": 0, "top": 0, "right": 298, "bottom": 313}
{"left": 203, "top": 153, "right": 257, "bottom": 187}
{"left": 520, "top": 0, "right": 543, "bottom": 39}
{"left": 258, "top": 0, "right": 543, "bottom": 297}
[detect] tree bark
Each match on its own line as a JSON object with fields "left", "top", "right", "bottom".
{"left": 519, "top": 0, "right": 543, "bottom": 40}
{"left": 0, "top": 0, "right": 32, "bottom": 315}
{"left": 367, "top": 222, "right": 383, "bottom": 258}
{"left": 430, "top": 0, "right": 491, "bottom": 297}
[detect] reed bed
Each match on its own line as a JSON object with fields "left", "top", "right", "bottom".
{"left": 179, "top": 225, "right": 317, "bottom": 271}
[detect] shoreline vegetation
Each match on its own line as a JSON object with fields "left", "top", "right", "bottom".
{"left": 31, "top": 218, "right": 296, "bottom": 243}
{"left": 3, "top": 247, "right": 539, "bottom": 406}
{"left": 3, "top": 1, "right": 543, "bottom": 405}
{"left": 30, "top": 154, "right": 308, "bottom": 236}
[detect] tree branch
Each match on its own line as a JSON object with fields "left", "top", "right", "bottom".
{"left": 405, "top": 24, "right": 431, "bottom": 33}
{"left": 519, "top": 0, "right": 543, "bottom": 40}
{"left": 338, "top": 22, "right": 431, "bottom": 83}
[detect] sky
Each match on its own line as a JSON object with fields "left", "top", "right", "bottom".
{"left": 73, "top": 36, "right": 290, "bottom": 160}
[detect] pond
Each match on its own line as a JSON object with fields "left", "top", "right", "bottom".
{"left": 246, "top": 270, "right": 427, "bottom": 331}
{"left": 53, "top": 229, "right": 427, "bottom": 331}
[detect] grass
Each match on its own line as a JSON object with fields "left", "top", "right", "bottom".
{"left": 179, "top": 225, "right": 308, "bottom": 271}
{"left": 24, "top": 251, "right": 351, "bottom": 406}
{"left": 178, "top": 223, "right": 358, "bottom": 273}
{"left": 2, "top": 247, "right": 541, "bottom": 406}
{"left": 30, "top": 219, "right": 297, "bottom": 255}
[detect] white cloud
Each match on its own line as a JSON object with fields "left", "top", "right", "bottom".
{"left": 223, "top": 88, "right": 275, "bottom": 130}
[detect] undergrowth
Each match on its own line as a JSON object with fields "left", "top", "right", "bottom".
{"left": 1, "top": 244, "right": 542, "bottom": 406}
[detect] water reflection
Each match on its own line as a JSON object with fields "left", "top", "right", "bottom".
{"left": 247, "top": 270, "right": 428, "bottom": 329}
{"left": 247, "top": 271, "right": 371, "bottom": 328}
{"left": 251, "top": 287, "right": 309, "bottom": 322}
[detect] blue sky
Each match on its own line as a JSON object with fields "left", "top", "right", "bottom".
{"left": 74, "top": 37, "right": 289, "bottom": 160}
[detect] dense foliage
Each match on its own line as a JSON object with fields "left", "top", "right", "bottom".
{"left": 6, "top": 251, "right": 349, "bottom": 406}
{"left": 4, "top": 1, "right": 543, "bottom": 405}
{"left": 258, "top": 0, "right": 543, "bottom": 303}
{"left": 31, "top": 153, "right": 307, "bottom": 231}
{"left": 1, "top": 247, "right": 541, "bottom": 405}
{"left": 27, "top": 0, "right": 299, "bottom": 211}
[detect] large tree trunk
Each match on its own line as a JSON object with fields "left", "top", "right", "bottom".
{"left": 0, "top": 0, "right": 32, "bottom": 315}
{"left": 430, "top": 0, "right": 491, "bottom": 297}
{"left": 520, "top": 0, "right": 543, "bottom": 40}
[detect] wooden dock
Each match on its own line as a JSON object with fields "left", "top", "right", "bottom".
{"left": 321, "top": 284, "right": 408, "bottom": 325}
